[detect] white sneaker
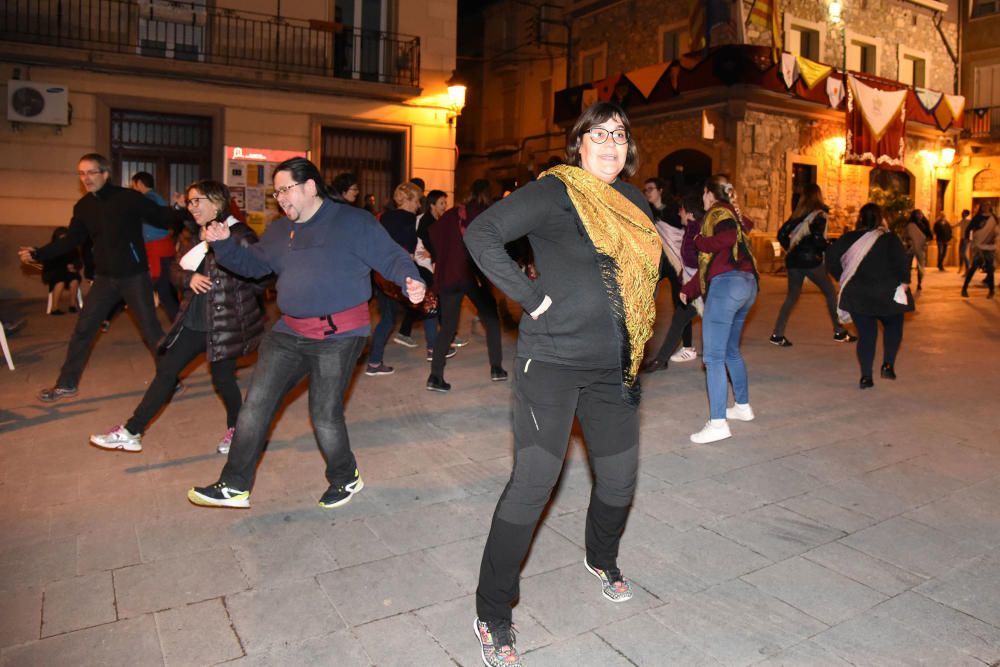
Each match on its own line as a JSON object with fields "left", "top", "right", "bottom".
{"left": 670, "top": 346, "right": 698, "bottom": 362}
{"left": 726, "top": 403, "right": 755, "bottom": 421}
{"left": 690, "top": 419, "right": 731, "bottom": 444}
{"left": 90, "top": 425, "right": 142, "bottom": 452}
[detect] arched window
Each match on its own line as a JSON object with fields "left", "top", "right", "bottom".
{"left": 658, "top": 149, "right": 712, "bottom": 196}
{"left": 868, "top": 168, "right": 912, "bottom": 196}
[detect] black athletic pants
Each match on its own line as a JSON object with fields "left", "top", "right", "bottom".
{"left": 850, "top": 312, "right": 903, "bottom": 378}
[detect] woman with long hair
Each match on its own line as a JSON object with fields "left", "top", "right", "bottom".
{"left": 684, "top": 175, "right": 758, "bottom": 444}
{"left": 90, "top": 180, "right": 266, "bottom": 454}
{"left": 826, "top": 203, "right": 913, "bottom": 388}
{"left": 464, "top": 101, "right": 660, "bottom": 666}
{"left": 770, "top": 183, "right": 855, "bottom": 346}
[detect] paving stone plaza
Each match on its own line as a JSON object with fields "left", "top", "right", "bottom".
{"left": 1, "top": 270, "right": 999, "bottom": 666}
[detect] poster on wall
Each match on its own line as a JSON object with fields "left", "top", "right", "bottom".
{"left": 224, "top": 145, "right": 308, "bottom": 235}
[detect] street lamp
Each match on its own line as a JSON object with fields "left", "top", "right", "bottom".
{"left": 446, "top": 70, "right": 467, "bottom": 126}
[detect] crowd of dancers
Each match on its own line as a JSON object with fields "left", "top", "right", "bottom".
{"left": 16, "top": 100, "right": 998, "bottom": 667}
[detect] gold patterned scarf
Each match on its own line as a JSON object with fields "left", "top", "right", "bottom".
{"left": 698, "top": 204, "right": 758, "bottom": 295}
{"left": 541, "top": 165, "right": 661, "bottom": 403}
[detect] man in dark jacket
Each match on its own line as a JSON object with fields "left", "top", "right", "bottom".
{"left": 18, "top": 153, "right": 182, "bottom": 402}
{"left": 933, "top": 211, "right": 953, "bottom": 271}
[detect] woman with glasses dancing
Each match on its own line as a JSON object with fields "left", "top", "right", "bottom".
{"left": 90, "top": 180, "right": 266, "bottom": 454}
{"left": 685, "top": 175, "right": 759, "bottom": 444}
{"left": 464, "top": 102, "right": 660, "bottom": 667}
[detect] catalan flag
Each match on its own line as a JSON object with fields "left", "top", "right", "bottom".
{"left": 748, "top": 0, "right": 782, "bottom": 61}
{"left": 688, "top": 0, "right": 706, "bottom": 51}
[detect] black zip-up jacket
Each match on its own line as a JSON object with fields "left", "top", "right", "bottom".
{"left": 34, "top": 183, "right": 182, "bottom": 277}
{"left": 464, "top": 175, "right": 653, "bottom": 368}
{"left": 777, "top": 209, "right": 829, "bottom": 270}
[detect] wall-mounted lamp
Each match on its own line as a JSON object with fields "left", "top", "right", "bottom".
{"left": 828, "top": 0, "right": 843, "bottom": 23}
{"left": 446, "top": 70, "right": 467, "bottom": 126}
{"left": 940, "top": 147, "right": 956, "bottom": 166}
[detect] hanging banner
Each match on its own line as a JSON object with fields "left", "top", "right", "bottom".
{"left": 826, "top": 76, "right": 845, "bottom": 109}
{"left": 780, "top": 52, "right": 800, "bottom": 89}
{"left": 581, "top": 88, "right": 598, "bottom": 109}
{"left": 914, "top": 88, "right": 943, "bottom": 114}
{"left": 795, "top": 56, "right": 832, "bottom": 90}
{"left": 845, "top": 75, "right": 906, "bottom": 169}
{"left": 593, "top": 74, "right": 621, "bottom": 102}
{"left": 624, "top": 63, "right": 670, "bottom": 99}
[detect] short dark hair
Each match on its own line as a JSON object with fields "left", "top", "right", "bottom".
{"left": 427, "top": 189, "right": 447, "bottom": 207}
{"left": 564, "top": 102, "right": 639, "bottom": 178}
{"left": 79, "top": 153, "right": 111, "bottom": 173}
{"left": 680, "top": 191, "right": 705, "bottom": 221}
{"left": 644, "top": 177, "right": 666, "bottom": 191}
{"left": 409, "top": 177, "right": 426, "bottom": 192}
{"left": 186, "top": 179, "right": 231, "bottom": 220}
{"left": 131, "top": 171, "right": 155, "bottom": 189}
{"left": 331, "top": 172, "right": 357, "bottom": 196}
{"left": 273, "top": 157, "right": 330, "bottom": 199}
{"left": 857, "top": 203, "right": 883, "bottom": 230}
{"left": 962, "top": 209, "right": 970, "bottom": 216}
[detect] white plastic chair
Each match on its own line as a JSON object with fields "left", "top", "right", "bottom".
{"left": 46, "top": 286, "right": 84, "bottom": 314}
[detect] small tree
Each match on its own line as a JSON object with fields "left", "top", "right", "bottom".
{"left": 868, "top": 186, "right": 914, "bottom": 238}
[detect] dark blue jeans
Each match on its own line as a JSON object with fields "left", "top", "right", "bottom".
{"left": 220, "top": 331, "right": 366, "bottom": 491}
{"left": 702, "top": 271, "right": 757, "bottom": 420}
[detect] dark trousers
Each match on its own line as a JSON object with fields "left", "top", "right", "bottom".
{"left": 155, "top": 257, "right": 180, "bottom": 321}
{"left": 772, "top": 264, "right": 843, "bottom": 337}
{"left": 652, "top": 306, "right": 697, "bottom": 363}
{"left": 476, "top": 360, "right": 638, "bottom": 623}
{"left": 936, "top": 242, "right": 949, "bottom": 270}
{"left": 657, "top": 259, "right": 692, "bottom": 349}
{"left": 368, "top": 289, "right": 400, "bottom": 365}
{"left": 850, "top": 312, "right": 903, "bottom": 378}
{"left": 963, "top": 251, "right": 996, "bottom": 293}
{"left": 56, "top": 273, "right": 163, "bottom": 389}
{"left": 125, "top": 326, "right": 241, "bottom": 435}
{"left": 430, "top": 281, "right": 502, "bottom": 378}
{"left": 220, "top": 331, "right": 366, "bottom": 491}
{"left": 958, "top": 240, "right": 970, "bottom": 272}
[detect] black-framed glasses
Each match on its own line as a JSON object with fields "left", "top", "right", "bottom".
{"left": 186, "top": 196, "right": 210, "bottom": 207}
{"left": 272, "top": 182, "right": 303, "bottom": 199}
{"left": 584, "top": 127, "right": 629, "bottom": 145}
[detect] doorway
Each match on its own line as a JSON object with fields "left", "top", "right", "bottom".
{"left": 658, "top": 149, "right": 712, "bottom": 196}
{"left": 320, "top": 125, "right": 404, "bottom": 212}
{"left": 111, "top": 109, "right": 213, "bottom": 199}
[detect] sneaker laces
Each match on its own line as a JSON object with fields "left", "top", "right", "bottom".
{"left": 103, "top": 424, "right": 124, "bottom": 436}
{"left": 489, "top": 620, "right": 517, "bottom": 653}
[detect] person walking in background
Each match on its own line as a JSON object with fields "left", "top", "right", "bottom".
{"left": 769, "top": 184, "right": 855, "bottom": 346}
{"left": 684, "top": 175, "right": 758, "bottom": 444}
{"left": 18, "top": 153, "right": 183, "bottom": 402}
{"left": 90, "top": 180, "right": 266, "bottom": 454}
{"left": 465, "top": 102, "right": 660, "bottom": 667}
{"left": 395, "top": 189, "right": 447, "bottom": 350}
{"left": 957, "top": 209, "right": 971, "bottom": 274}
{"left": 644, "top": 177, "right": 697, "bottom": 363}
{"left": 130, "top": 171, "right": 181, "bottom": 321}
{"left": 826, "top": 203, "right": 913, "bottom": 389}
{"left": 186, "top": 158, "right": 425, "bottom": 509}
{"left": 426, "top": 179, "right": 505, "bottom": 392}
{"left": 365, "top": 182, "right": 439, "bottom": 375}
{"left": 961, "top": 202, "right": 997, "bottom": 299}
{"left": 40, "top": 227, "right": 82, "bottom": 315}
{"left": 642, "top": 191, "right": 704, "bottom": 373}
{"left": 905, "top": 210, "right": 932, "bottom": 291}
{"left": 933, "top": 210, "right": 952, "bottom": 272}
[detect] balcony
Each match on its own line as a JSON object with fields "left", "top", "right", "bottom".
{"left": 965, "top": 107, "right": 1000, "bottom": 140}
{"left": 0, "top": 0, "right": 420, "bottom": 91}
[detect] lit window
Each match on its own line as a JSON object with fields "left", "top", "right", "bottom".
{"left": 900, "top": 55, "right": 926, "bottom": 87}
{"left": 789, "top": 25, "right": 820, "bottom": 61}
{"left": 848, "top": 39, "right": 877, "bottom": 74}
{"left": 662, "top": 29, "right": 682, "bottom": 62}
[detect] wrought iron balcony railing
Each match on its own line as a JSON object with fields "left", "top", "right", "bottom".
{"left": 0, "top": 0, "right": 420, "bottom": 87}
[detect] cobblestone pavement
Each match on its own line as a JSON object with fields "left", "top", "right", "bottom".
{"left": 1, "top": 270, "right": 999, "bottom": 666}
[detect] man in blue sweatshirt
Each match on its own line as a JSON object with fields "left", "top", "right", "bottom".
{"left": 188, "top": 157, "right": 425, "bottom": 509}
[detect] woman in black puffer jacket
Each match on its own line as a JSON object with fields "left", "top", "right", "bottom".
{"left": 770, "top": 184, "right": 855, "bottom": 347}
{"left": 89, "top": 180, "right": 266, "bottom": 455}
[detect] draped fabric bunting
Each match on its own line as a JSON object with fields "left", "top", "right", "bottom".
{"left": 914, "top": 88, "right": 943, "bottom": 114}
{"left": 593, "top": 74, "right": 621, "bottom": 102}
{"left": 795, "top": 56, "right": 832, "bottom": 90}
{"left": 945, "top": 94, "right": 966, "bottom": 121}
{"left": 826, "top": 76, "right": 845, "bottom": 109}
{"left": 581, "top": 88, "right": 598, "bottom": 109}
{"left": 845, "top": 75, "right": 907, "bottom": 169}
{"left": 624, "top": 63, "right": 670, "bottom": 99}
{"left": 779, "top": 52, "right": 800, "bottom": 89}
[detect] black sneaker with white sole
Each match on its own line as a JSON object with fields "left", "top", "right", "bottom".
{"left": 187, "top": 482, "right": 250, "bottom": 508}
{"left": 318, "top": 469, "right": 364, "bottom": 508}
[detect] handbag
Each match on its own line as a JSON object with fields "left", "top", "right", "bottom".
{"left": 373, "top": 271, "right": 438, "bottom": 316}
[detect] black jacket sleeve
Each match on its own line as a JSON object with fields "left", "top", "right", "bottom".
{"left": 34, "top": 215, "right": 87, "bottom": 262}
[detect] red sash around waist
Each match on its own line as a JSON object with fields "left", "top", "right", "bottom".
{"left": 280, "top": 302, "right": 370, "bottom": 339}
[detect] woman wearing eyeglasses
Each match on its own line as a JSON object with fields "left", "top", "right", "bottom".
{"left": 90, "top": 180, "right": 265, "bottom": 455}
{"left": 464, "top": 102, "right": 660, "bottom": 667}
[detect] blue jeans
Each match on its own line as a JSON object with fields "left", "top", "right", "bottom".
{"left": 220, "top": 331, "right": 366, "bottom": 491}
{"left": 702, "top": 271, "right": 757, "bottom": 420}
{"left": 369, "top": 290, "right": 437, "bottom": 363}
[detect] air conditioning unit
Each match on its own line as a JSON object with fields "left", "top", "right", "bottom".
{"left": 7, "top": 81, "right": 69, "bottom": 125}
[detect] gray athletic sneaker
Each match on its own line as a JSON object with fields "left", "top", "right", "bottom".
{"left": 90, "top": 425, "right": 142, "bottom": 452}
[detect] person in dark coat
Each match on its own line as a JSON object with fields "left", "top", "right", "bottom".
{"left": 770, "top": 184, "right": 855, "bottom": 346}
{"left": 89, "top": 180, "right": 266, "bottom": 454}
{"left": 40, "top": 226, "right": 82, "bottom": 315}
{"left": 826, "top": 203, "right": 914, "bottom": 389}
{"left": 933, "top": 211, "right": 953, "bottom": 271}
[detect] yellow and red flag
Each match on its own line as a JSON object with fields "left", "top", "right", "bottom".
{"left": 748, "top": 0, "right": 782, "bottom": 61}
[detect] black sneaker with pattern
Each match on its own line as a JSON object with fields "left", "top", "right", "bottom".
{"left": 187, "top": 482, "right": 250, "bottom": 508}
{"left": 318, "top": 468, "right": 364, "bottom": 508}
{"left": 474, "top": 617, "right": 521, "bottom": 667}
{"left": 584, "top": 559, "right": 633, "bottom": 602}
